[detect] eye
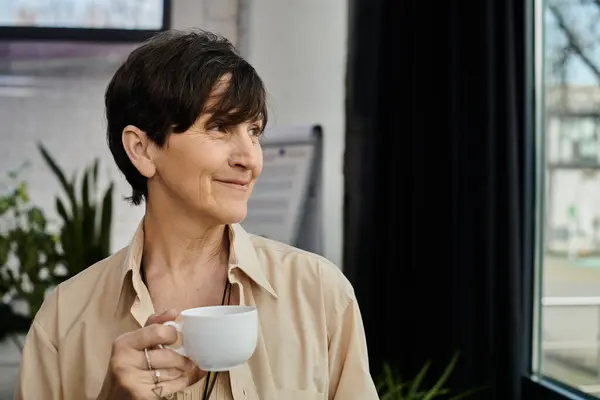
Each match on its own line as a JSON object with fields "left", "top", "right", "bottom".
{"left": 248, "top": 126, "right": 262, "bottom": 137}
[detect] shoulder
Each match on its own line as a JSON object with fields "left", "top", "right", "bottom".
{"left": 33, "top": 247, "right": 129, "bottom": 343}
{"left": 249, "top": 234, "right": 355, "bottom": 313}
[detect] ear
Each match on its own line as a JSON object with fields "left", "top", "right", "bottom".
{"left": 122, "top": 125, "right": 156, "bottom": 179}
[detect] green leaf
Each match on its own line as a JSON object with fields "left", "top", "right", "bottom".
{"left": 16, "top": 182, "right": 29, "bottom": 203}
{"left": 384, "top": 364, "right": 399, "bottom": 393}
{"left": 69, "top": 174, "right": 82, "bottom": 249}
{"left": 407, "top": 360, "right": 431, "bottom": 399}
{"left": 98, "top": 183, "right": 113, "bottom": 265}
{"left": 0, "top": 236, "right": 10, "bottom": 265}
{"left": 422, "top": 353, "right": 460, "bottom": 400}
{"left": 92, "top": 160, "right": 99, "bottom": 192}
{"left": 37, "top": 143, "right": 77, "bottom": 214}
{"left": 377, "top": 353, "right": 479, "bottom": 400}
{"left": 27, "top": 207, "right": 46, "bottom": 230}
{"left": 381, "top": 386, "right": 404, "bottom": 400}
{"left": 81, "top": 168, "right": 95, "bottom": 245}
{"left": 55, "top": 198, "right": 69, "bottom": 223}
{"left": 56, "top": 196, "right": 82, "bottom": 278}
{"left": 0, "top": 197, "right": 11, "bottom": 215}
{"left": 38, "top": 146, "right": 114, "bottom": 278}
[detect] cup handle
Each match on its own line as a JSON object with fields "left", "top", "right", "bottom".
{"left": 163, "top": 321, "right": 187, "bottom": 357}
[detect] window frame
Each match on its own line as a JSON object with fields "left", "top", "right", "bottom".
{"left": 523, "top": 376, "right": 600, "bottom": 400}
{"left": 523, "top": 0, "right": 600, "bottom": 397}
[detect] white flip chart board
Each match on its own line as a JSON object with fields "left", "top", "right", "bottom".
{"left": 242, "top": 124, "right": 323, "bottom": 255}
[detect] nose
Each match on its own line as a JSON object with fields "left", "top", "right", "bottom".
{"left": 228, "top": 125, "right": 259, "bottom": 170}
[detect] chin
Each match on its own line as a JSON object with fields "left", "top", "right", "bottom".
{"left": 214, "top": 203, "right": 248, "bottom": 225}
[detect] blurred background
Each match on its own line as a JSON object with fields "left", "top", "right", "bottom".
{"left": 2, "top": 1, "right": 600, "bottom": 399}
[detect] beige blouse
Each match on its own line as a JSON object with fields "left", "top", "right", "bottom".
{"left": 14, "top": 222, "right": 378, "bottom": 400}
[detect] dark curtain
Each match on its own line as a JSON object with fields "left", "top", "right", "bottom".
{"left": 344, "top": 0, "right": 527, "bottom": 398}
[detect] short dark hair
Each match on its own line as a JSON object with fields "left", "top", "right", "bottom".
{"left": 105, "top": 29, "right": 268, "bottom": 205}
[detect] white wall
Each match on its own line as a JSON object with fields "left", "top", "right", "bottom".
{"left": 171, "top": 0, "right": 240, "bottom": 46}
{"left": 244, "top": 0, "right": 348, "bottom": 267}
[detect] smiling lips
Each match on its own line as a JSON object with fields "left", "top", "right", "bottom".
{"left": 214, "top": 178, "right": 251, "bottom": 190}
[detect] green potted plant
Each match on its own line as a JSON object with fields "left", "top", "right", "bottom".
{"left": 0, "top": 146, "right": 116, "bottom": 350}
{"left": 37, "top": 143, "right": 114, "bottom": 279}
{"left": 377, "top": 353, "right": 483, "bottom": 400}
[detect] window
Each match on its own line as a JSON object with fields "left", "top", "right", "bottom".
{"left": 0, "top": 0, "right": 170, "bottom": 41}
{"left": 535, "top": 0, "right": 600, "bottom": 397}
{"left": 0, "top": 0, "right": 165, "bottom": 30}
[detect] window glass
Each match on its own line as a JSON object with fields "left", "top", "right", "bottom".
{"left": 538, "top": 0, "right": 600, "bottom": 396}
{"left": 0, "top": 0, "right": 165, "bottom": 30}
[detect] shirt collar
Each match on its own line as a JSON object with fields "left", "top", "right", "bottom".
{"left": 119, "top": 219, "right": 145, "bottom": 290}
{"left": 228, "top": 223, "right": 277, "bottom": 298}
{"left": 115, "top": 220, "right": 277, "bottom": 314}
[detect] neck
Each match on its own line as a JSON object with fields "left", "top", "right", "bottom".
{"left": 142, "top": 197, "right": 229, "bottom": 277}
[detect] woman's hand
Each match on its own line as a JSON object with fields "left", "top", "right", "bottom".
{"left": 101, "top": 309, "right": 204, "bottom": 400}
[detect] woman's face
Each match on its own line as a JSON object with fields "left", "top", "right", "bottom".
{"left": 147, "top": 112, "right": 264, "bottom": 225}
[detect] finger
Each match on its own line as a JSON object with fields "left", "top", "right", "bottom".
{"left": 128, "top": 324, "right": 179, "bottom": 350}
{"left": 156, "top": 368, "right": 183, "bottom": 382}
{"left": 153, "top": 376, "right": 194, "bottom": 398}
{"left": 144, "top": 309, "right": 179, "bottom": 327}
{"left": 141, "top": 349, "right": 196, "bottom": 372}
{"left": 134, "top": 368, "right": 183, "bottom": 385}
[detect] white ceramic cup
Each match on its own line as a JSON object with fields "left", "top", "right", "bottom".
{"left": 163, "top": 305, "right": 258, "bottom": 371}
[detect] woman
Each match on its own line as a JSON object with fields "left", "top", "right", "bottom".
{"left": 15, "top": 29, "right": 378, "bottom": 400}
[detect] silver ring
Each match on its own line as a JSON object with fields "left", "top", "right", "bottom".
{"left": 144, "top": 348, "right": 152, "bottom": 371}
{"left": 153, "top": 369, "right": 161, "bottom": 384}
